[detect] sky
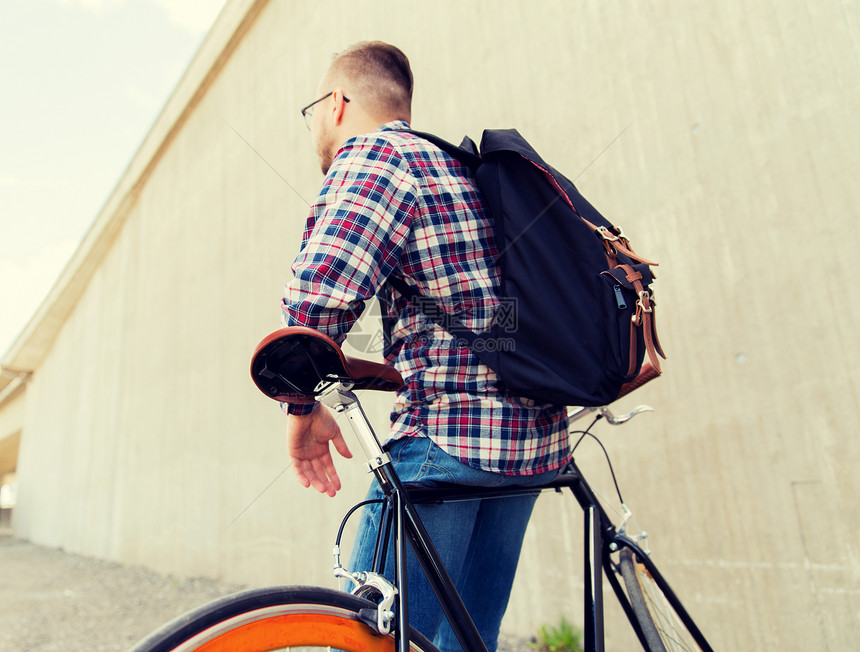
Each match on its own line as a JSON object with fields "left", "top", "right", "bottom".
{"left": 0, "top": 0, "right": 228, "bottom": 358}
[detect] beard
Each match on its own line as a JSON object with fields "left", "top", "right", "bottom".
{"left": 319, "top": 150, "right": 334, "bottom": 176}
{"left": 314, "top": 121, "right": 336, "bottom": 175}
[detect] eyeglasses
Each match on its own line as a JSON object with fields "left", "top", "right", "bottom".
{"left": 300, "top": 92, "right": 350, "bottom": 130}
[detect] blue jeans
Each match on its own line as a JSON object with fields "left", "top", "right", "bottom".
{"left": 348, "top": 436, "right": 559, "bottom": 652}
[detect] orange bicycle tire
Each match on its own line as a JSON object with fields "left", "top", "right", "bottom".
{"left": 131, "top": 585, "right": 438, "bottom": 652}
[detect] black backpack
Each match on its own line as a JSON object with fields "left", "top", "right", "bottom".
{"left": 387, "top": 129, "right": 665, "bottom": 407}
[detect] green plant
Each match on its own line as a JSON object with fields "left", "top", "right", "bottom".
{"left": 532, "top": 616, "right": 584, "bottom": 652}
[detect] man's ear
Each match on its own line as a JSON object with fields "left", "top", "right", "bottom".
{"left": 331, "top": 90, "right": 348, "bottom": 126}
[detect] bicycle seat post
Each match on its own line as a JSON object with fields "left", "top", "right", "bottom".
{"left": 319, "top": 383, "right": 391, "bottom": 472}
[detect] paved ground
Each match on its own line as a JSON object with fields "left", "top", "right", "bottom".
{"left": 0, "top": 531, "right": 243, "bottom": 651}
{"left": 0, "top": 529, "right": 534, "bottom": 651}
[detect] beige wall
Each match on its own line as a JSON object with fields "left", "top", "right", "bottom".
{"left": 5, "top": 0, "right": 858, "bottom": 648}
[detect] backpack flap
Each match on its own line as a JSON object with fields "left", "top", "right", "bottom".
{"left": 475, "top": 139, "right": 631, "bottom": 404}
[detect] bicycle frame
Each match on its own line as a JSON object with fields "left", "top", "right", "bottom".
{"left": 320, "top": 381, "right": 711, "bottom": 652}
{"left": 321, "top": 382, "right": 486, "bottom": 652}
{"left": 400, "top": 470, "right": 710, "bottom": 652}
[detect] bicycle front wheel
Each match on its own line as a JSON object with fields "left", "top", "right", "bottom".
{"left": 131, "top": 585, "right": 438, "bottom": 652}
{"left": 618, "top": 549, "right": 709, "bottom": 652}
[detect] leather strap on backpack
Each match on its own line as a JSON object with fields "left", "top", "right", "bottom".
{"left": 618, "top": 264, "right": 666, "bottom": 376}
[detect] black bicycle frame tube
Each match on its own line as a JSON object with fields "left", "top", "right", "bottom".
{"left": 393, "top": 490, "right": 410, "bottom": 652}
{"left": 584, "top": 506, "right": 605, "bottom": 652}
{"left": 371, "top": 462, "right": 488, "bottom": 652}
{"left": 373, "top": 497, "right": 394, "bottom": 574}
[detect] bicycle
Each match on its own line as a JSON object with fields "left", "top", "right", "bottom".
{"left": 132, "top": 326, "right": 713, "bottom": 652}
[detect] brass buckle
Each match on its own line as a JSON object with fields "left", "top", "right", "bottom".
{"left": 596, "top": 226, "right": 618, "bottom": 242}
{"left": 637, "top": 291, "right": 653, "bottom": 314}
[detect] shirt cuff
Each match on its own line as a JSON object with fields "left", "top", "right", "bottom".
{"left": 284, "top": 402, "right": 318, "bottom": 416}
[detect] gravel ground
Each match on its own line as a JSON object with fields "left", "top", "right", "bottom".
{"left": 0, "top": 530, "right": 534, "bottom": 651}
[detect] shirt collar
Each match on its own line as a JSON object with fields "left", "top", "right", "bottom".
{"left": 377, "top": 120, "right": 412, "bottom": 133}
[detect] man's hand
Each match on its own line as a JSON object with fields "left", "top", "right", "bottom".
{"left": 286, "top": 404, "right": 352, "bottom": 497}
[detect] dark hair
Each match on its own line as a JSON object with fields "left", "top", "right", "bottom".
{"left": 330, "top": 41, "right": 413, "bottom": 120}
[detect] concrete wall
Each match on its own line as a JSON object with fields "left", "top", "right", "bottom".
{"left": 5, "top": 0, "right": 858, "bottom": 648}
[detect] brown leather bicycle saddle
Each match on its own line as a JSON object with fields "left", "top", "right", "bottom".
{"left": 250, "top": 326, "right": 404, "bottom": 403}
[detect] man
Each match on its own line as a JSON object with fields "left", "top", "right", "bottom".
{"left": 281, "top": 41, "right": 569, "bottom": 651}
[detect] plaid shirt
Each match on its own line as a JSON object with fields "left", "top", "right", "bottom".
{"left": 282, "top": 121, "right": 569, "bottom": 475}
